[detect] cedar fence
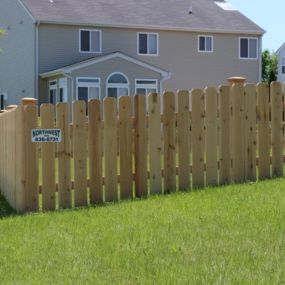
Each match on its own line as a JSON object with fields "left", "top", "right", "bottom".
{"left": 0, "top": 81, "right": 284, "bottom": 213}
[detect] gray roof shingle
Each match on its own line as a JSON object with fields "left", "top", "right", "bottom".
{"left": 21, "top": 0, "right": 265, "bottom": 34}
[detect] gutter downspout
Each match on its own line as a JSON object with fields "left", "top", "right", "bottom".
{"left": 35, "top": 21, "right": 40, "bottom": 102}
{"left": 63, "top": 72, "right": 74, "bottom": 101}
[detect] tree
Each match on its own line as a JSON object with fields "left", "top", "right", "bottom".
{"left": 262, "top": 50, "right": 278, "bottom": 84}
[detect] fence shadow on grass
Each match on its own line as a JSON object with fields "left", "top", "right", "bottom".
{"left": 0, "top": 194, "right": 16, "bottom": 218}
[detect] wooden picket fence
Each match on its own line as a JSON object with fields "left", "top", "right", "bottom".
{"left": 0, "top": 81, "right": 284, "bottom": 213}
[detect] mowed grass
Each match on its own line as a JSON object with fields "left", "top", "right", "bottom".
{"left": 1, "top": 180, "right": 285, "bottom": 284}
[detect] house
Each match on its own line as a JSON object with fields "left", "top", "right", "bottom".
{"left": 276, "top": 43, "right": 285, "bottom": 83}
{"left": 0, "top": 0, "right": 265, "bottom": 108}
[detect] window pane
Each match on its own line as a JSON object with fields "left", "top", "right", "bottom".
{"left": 206, "top": 37, "right": 212, "bottom": 51}
{"left": 108, "top": 88, "right": 117, "bottom": 98}
{"left": 139, "top": 34, "right": 148, "bottom": 54}
{"left": 78, "top": 78, "right": 99, "bottom": 83}
{"left": 136, "top": 80, "right": 157, "bottom": 85}
{"left": 149, "top": 34, "right": 157, "bottom": 54}
{"left": 240, "top": 38, "right": 248, "bottom": 58}
{"left": 50, "top": 90, "right": 56, "bottom": 105}
{"left": 91, "top": 31, "right": 100, "bottom": 52}
{"left": 146, "top": 88, "right": 157, "bottom": 95}
{"left": 136, "top": 88, "right": 146, "bottom": 95}
{"left": 78, "top": 87, "right": 88, "bottom": 103}
{"left": 81, "top": 30, "right": 90, "bottom": 52}
{"left": 282, "top": 66, "right": 285, "bottom": 74}
{"left": 108, "top": 73, "right": 128, "bottom": 84}
{"left": 249, "top": 39, "right": 257, "bottom": 58}
{"left": 199, "top": 37, "right": 205, "bottom": 51}
{"left": 118, "top": 88, "right": 128, "bottom": 97}
{"left": 89, "top": 87, "right": 99, "bottom": 99}
{"left": 59, "top": 88, "right": 64, "bottom": 103}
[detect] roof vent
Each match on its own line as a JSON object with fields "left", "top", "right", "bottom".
{"left": 188, "top": 5, "right": 193, "bottom": 14}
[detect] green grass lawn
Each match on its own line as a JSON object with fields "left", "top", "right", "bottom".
{"left": 1, "top": 179, "right": 285, "bottom": 284}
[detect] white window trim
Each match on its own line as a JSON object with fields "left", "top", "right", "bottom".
{"left": 59, "top": 78, "right": 68, "bottom": 103}
{"left": 76, "top": 77, "right": 101, "bottom": 100}
{"left": 106, "top": 72, "right": 130, "bottom": 98}
{"left": 198, "top": 35, "right": 213, "bottom": 53}
{"left": 239, "top": 37, "right": 258, "bottom": 60}
{"left": 137, "top": 32, "right": 159, "bottom": 56}
{"left": 135, "top": 79, "right": 158, "bottom": 94}
{"left": 79, "top": 29, "right": 102, "bottom": 54}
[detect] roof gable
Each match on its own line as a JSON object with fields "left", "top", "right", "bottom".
{"left": 40, "top": 52, "right": 170, "bottom": 78}
{"left": 20, "top": 0, "right": 265, "bottom": 35}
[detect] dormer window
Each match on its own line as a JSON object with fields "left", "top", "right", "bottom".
{"left": 79, "top": 29, "right": 101, "bottom": 53}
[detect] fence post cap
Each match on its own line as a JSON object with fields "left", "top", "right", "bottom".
{"left": 227, "top": 77, "right": 246, "bottom": 85}
{"left": 21, "top": 98, "right": 37, "bottom": 106}
{"left": 6, "top": 105, "right": 18, "bottom": 110}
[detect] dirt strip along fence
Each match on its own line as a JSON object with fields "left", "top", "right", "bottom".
{"left": 0, "top": 81, "right": 284, "bottom": 213}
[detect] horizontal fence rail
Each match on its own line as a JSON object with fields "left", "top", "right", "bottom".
{"left": 0, "top": 82, "right": 284, "bottom": 212}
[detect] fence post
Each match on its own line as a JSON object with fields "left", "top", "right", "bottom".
{"left": 15, "top": 98, "right": 38, "bottom": 212}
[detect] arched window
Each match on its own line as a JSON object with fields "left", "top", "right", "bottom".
{"left": 106, "top": 72, "right": 129, "bottom": 98}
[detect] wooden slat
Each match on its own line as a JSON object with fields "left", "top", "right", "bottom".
{"left": 219, "top": 85, "right": 231, "bottom": 184}
{"left": 24, "top": 105, "right": 38, "bottom": 211}
{"left": 177, "top": 90, "right": 190, "bottom": 190}
{"left": 257, "top": 83, "right": 270, "bottom": 180}
{"left": 163, "top": 91, "right": 176, "bottom": 194}
{"left": 148, "top": 93, "right": 162, "bottom": 194}
{"left": 119, "top": 96, "right": 133, "bottom": 199}
{"left": 231, "top": 83, "right": 245, "bottom": 183}
{"left": 104, "top": 97, "right": 118, "bottom": 202}
{"left": 15, "top": 106, "right": 26, "bottom": 211}
{"left": 88, "top": 99, "right": 103, "bottom": 204}
{"left": 205, "top": 87, "right": 218, "bottom": 186}
{"left": 191, "top": 89, "right": 205, "bottom": 188}
{"left": 40, "top": 104, "right": 56, "bottom": 211}
{"left": 73, "top": 101, "right": 88, "bottom": 207}
{"left": 56, "top": 103, "right": 71, "bottom": 209}
{"left": 271, "top": 81, "right": 283, "bottom": 177}
{"left": 134, "top": 94, "right": 148, "bottom": 197}
{"left": 244, "top": 84, "right": 257, "bottom": 181}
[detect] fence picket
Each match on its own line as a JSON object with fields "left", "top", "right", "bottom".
{"left": 73, "top": 101, "right": 88, "bottom": 207}
{"left": 134, "top": 94, "right": 148, "bottom": 197}
{"left": 191, "top": 89, "right": 205, "bottom": 188}
{"left": 177, "top": 90, "right": 190, "bottom": 190}
{"left": 205, "top": 87, "right": 218, "bottom": 186}
{"left": 119, "top": 96, "right": 133, "bottom": 199}
{"left": 231, "top": 83, "right": 245, "bottom": 183}
{"left": 148, "top": 93, "right": 162, "bottom": 195}
{"left": 257, "top": 83, "right": 270, "bottom": 180}
{"left": 163, "top": 91, "right": 176, "bottom": 193}
{"left": 104, "top": 98, "right": 118, "bottom": 202}
{"left": 88, "top": 99, "right": 103, "bottom": 204}
{"left": 56, "top": 103, "right": 71, "bottom": 209}
{"left": 40, "top": 104, "right": 56, "bottom": 211}
{"left": 271, "top": 82, "right": 283, "bottom": 177}
{"left": 219, "top": 85, "right": 231, "bottom": 184}
{"left": 24, "top": 105, "right": 38, "bottom": 211}
{"left": 244, "top": 84, "right": 257, "bottom": 181}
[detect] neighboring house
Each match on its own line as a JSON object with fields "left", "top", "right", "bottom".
{"left": 0, "top": 0, "right": 265, "bottom": 108}
{"left": 276, "top": 43, "right": 285, "bottom": 83}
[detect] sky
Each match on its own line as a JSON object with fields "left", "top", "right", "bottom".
{"left": 227, "top": 0, "right": 284, "bottom": 52}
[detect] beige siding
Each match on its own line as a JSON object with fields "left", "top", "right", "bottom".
{"left": 39, "top": 24, "right": 261, "bottom": 94}
{"left": 0, "top": 0, "right": 36, "bottom": 105}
